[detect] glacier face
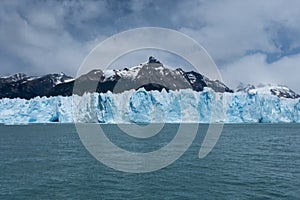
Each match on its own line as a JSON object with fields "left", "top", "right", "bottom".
{"left": 0, "top": 88, "right": 300, "bottom": 124}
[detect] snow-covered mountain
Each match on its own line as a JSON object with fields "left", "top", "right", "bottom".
{"left": 236, "top": 83, "right": 300, "bottom": 99}
{"left": 0, "top": 73, "right": 29, "bottom": 84}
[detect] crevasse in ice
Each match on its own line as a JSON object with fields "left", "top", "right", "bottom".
{"left": 0, "top": 88, "right": 300, "bottom": 124}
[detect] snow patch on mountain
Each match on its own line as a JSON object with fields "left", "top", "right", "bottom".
{"left": 115, "top": 65, "right": 142, "bottom": 79}
{"left": 236, "top": 83, "right": 300, "bottom": 99}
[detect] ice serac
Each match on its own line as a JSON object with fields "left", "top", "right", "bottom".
{"left": 0, "top": 89, "right": 300, "bottom": 124}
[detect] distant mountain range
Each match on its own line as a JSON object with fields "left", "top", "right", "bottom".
{"left": 0, "top": 57, "right": 299, "bottom": 99}
{"left": 0, "top": 72, "right": 73, "bottom": 99}
{"left": 236, "top": 83, "right": 300, "bottom": 99}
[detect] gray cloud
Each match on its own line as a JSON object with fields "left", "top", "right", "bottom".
{"left": 0, "top": 0, "right": 300, "bottom": 91}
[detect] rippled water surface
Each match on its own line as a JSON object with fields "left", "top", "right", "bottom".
{"left": 0, "top": 124, "right": 299, "bottom": 199}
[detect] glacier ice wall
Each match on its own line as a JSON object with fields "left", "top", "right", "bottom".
{"left": 0, "top": 88, "right": 300, "bottom": 124}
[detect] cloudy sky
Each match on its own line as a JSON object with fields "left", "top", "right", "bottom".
{"left": 1, "top": 0, "right": 300, "bottom": 91}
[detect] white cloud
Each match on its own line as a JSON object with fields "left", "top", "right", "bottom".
{"left": 178, "top": 0, "right": 300, "bottom": 64}
{"left": 221, "top": 53, "right": 300, "bottom": 93}
{"left": 174, "top": 0, "right": 300, "bottom": 91}
{"left": 0, "top": 1, "right": 106, "bottom": 76}
{"left": 0, "top": 0, "right": 300, "bottom": 92}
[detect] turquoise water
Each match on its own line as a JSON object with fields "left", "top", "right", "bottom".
{"left": 0, "top": 124, "right": 299, "bottom": 199}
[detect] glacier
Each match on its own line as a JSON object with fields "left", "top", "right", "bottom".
{"left": 0, "top": 88, "right": 300, "bottom": 124}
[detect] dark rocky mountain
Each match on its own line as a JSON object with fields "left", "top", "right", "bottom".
{"left": 0, "top": 73, "right": 73, "bottom": 99}
{"left": 49, "top": 56, "right": 233, "bottom": 97}
{"left": 0, "top": 56, "right": 234, "bottom": 99}
{"left": 2, "top": 57, "right": 299, "bottom": 100}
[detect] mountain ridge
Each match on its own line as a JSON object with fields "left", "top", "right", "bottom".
{"left": 1, "top": 57, "right": 299, "bottom": 99}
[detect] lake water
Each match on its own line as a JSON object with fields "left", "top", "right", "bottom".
{"left": 0, "top": 124, "right": 299, "bottom": 199}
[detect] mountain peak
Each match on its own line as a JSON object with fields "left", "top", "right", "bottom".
{"left": 147, "top": 56, "right": 161, "bottom": 64}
